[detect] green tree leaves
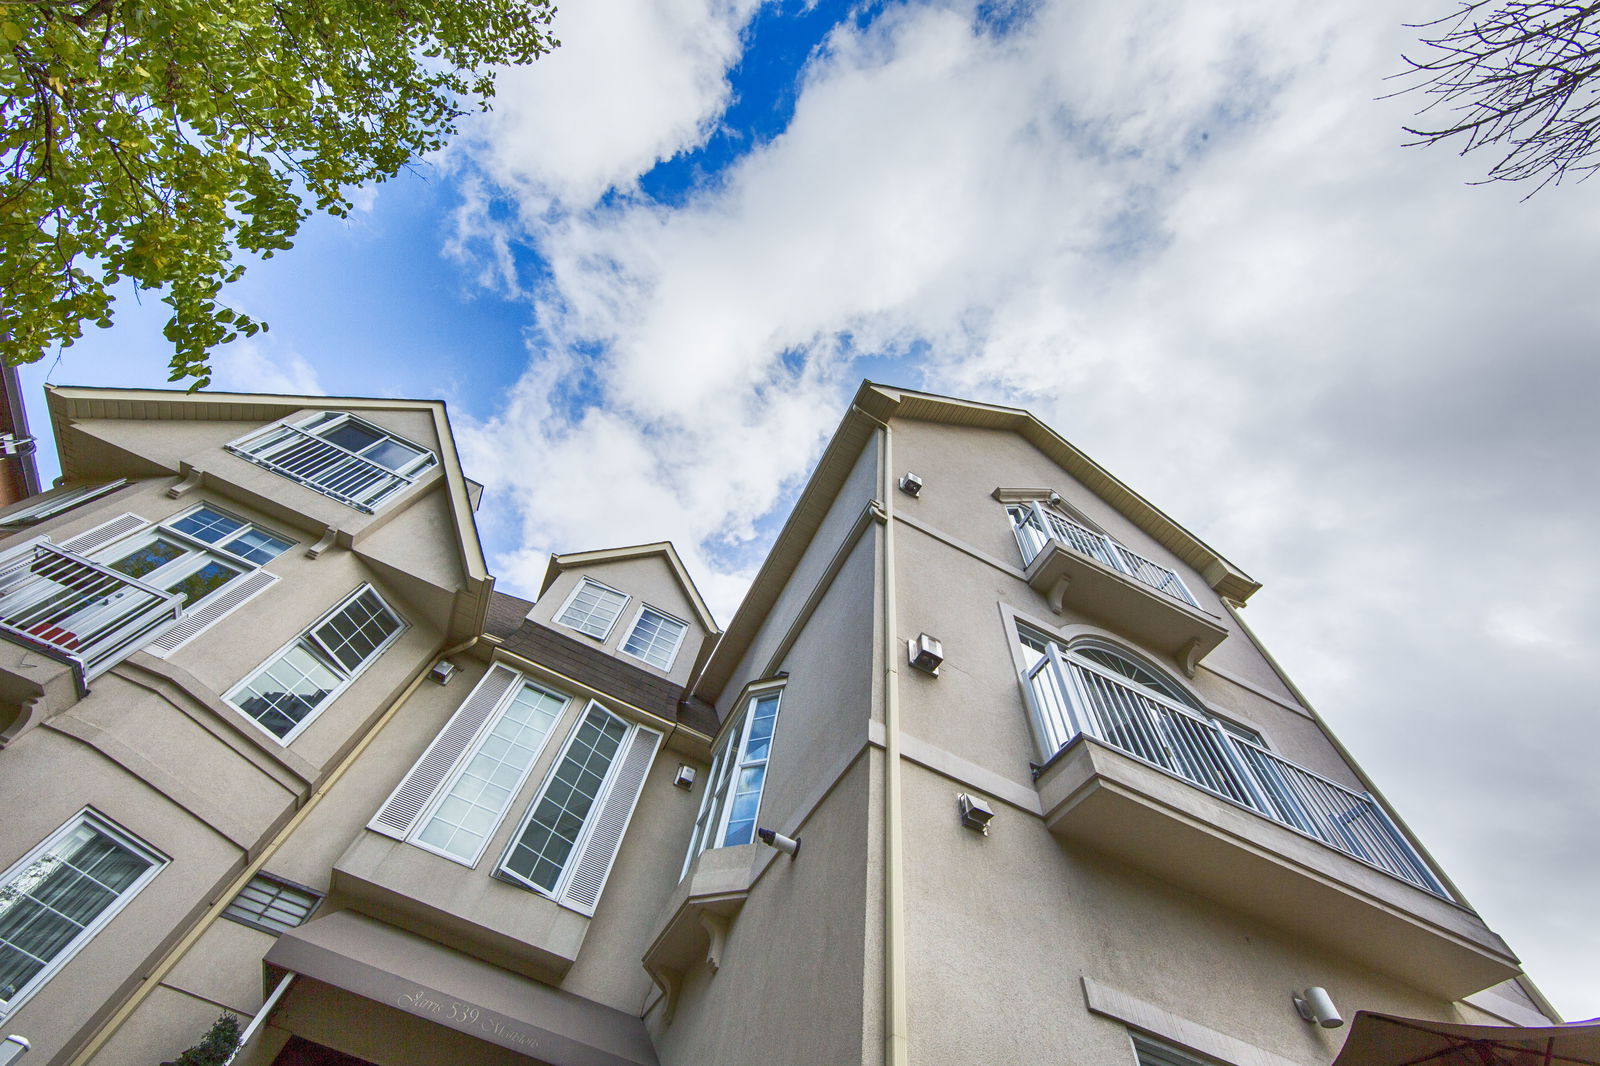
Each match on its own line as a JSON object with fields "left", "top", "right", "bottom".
{"left": 0, "top": 0, "right": 557, "bottom": 386}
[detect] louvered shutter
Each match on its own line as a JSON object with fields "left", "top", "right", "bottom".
{"left": 559, "top": 724, "right": 661, "bottom": 916}
{"left": 144, "top": 570, "right": 277, "bottom": 657}
{"left": 368, "top": 664, "right": 520, "bottom": 840}
{"left": 57, "top": 513, "right": 147, "bottom": 555}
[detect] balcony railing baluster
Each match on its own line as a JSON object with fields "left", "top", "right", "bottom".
{"left": 1019, "top": 501, "right": 1199, "bottom": 607}
{"left": 0, "top": 544, "right": 186, "bottom": 682}
{"left": 1025, "top": 654, "right": 1447, "bottom": 897}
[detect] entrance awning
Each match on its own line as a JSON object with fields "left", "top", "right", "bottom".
{"left": 264, "top": 910, "right": 659, "bottom": 1066}
{"left": 1332, "top": 1011, "right": 1600, "bottom": 1065}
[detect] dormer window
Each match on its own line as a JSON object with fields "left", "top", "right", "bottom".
{"left": 227, "top": 412, "right": 436, "bottom": 513}
{"left": 620, "top": 605, "right": 688, "bottom": 670}
{"left": 555, "top": 578, "right": 629, "bottom": 640}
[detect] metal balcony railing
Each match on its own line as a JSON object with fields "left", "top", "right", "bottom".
{"left": 1011, "top": 501, "right": 1199, "bottom": 607}
{"left": 0, "top": 544, "right": 185, "bottom": 681}
{"left": 228, "top": 424, "right": 414, "bottom": 513}
{"left": 1025, "top": 646, "right": 1449, "bottom": 897}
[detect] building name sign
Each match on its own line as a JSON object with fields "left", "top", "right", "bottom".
{"left": 395, "top": 985, "right": 545, "bottom": 1054}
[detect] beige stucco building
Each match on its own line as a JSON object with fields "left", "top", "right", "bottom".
{"left": 0, "top": 382, "right": 1560, "bottom": 1066}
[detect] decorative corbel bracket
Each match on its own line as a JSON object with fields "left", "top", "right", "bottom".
{"left": 654, "top": 966, "right": 684, "bottom": 1024}
{"left": 1047, "top": 575, "right": 1071, "bottom": 615}
{"left": 701, "top": 912, "right": 730, "bottom": 973}
{"left": 166, "top": 468, "right": 203, "bottom": 499}
{"left": 1178, "top": 637, "right": 1202, "bottom": 679}
{"left": 305, "top": 527, "right": 337, "bottom": 560}
{"left": 0, "top": 695, "right": 44, "bottom": 748}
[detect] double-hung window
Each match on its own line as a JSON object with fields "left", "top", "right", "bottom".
{"left": 0, "top": 810, "right": 165, "bottom": 1017}
{"left": 226, "top": 585, "right": 405, "bottom": 742}
{"left": 684, "top": 684, "right": 782, "bottom": 874}
{"left": 498, "top": 703, "right": 661, "bottom": 912}
{"left": 620, "top": 605, "right": 688, "bottom": 671}
{"left": 228, "top": 412, "right": 436, "bottom": 512}
{"left": 555, "top": 579, "right": 629, "bottom": 640}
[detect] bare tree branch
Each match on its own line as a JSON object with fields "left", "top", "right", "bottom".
{"left": 1393, "top": 1, "right": 1600, "bottom": 193}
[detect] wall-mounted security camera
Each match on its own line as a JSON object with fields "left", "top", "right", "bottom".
{"left": 756, "top": 827, "right": 800, "bottom": 858}
{"left": 898, "top": 473, "right": 924, "bottom": 497}
{"left": 673, "top": 765, "right": 696, "bottom": 790}
{"left": 1293, "top": 987, "right": 1343, "bottom": 1029}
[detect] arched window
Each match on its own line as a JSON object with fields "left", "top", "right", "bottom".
{"left": 1070, "top": 642, "right": 1202, "bottom": 711}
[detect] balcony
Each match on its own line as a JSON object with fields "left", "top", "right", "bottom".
{"left": 1025, "top": 651, "right": 1521, "bottom": 998}
{"left": 0, "top": 544, "right": 185, "bottom": 740}
{"left": 0, "top": 543, "right": 184, "bottom": 681}
{"left": 1011, "top": 502, "right": 1227, "bottom": 667}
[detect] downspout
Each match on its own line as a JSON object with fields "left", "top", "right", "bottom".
{"left": 64, "top": 634, "right": 482, "bottom": 1066}
{"left": 866, "top": 410, "right": 910, "bottom": 1066}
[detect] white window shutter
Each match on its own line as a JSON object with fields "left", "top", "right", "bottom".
{"left": 144, "top": 571, "right": 278, "bottom": 658}
{"left": 56, "top": 513, "right": 147, "bottom": 555}
{"left": 559, "top": 725, "right": 661, "bottom": 916}
{"left": 368, "top": 664, "right": 520, "bottom": 840}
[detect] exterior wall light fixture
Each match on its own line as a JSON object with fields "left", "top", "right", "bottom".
{"left": 957, "top": 793, "right": 994, "bottom": 835}
{"left": 898, "top": 473, "right": 923, "bottom": 496}
{"left": 673, "top": 765, "right": 696, "bottom": 790}
{"left": 1293, "top": 987, "right": 1344, "bottom": 1029}
{"left": 908, "top": 633, "right": 944, "bottom": 675}
{"left": 428, "top": 659, "right": 458, "bottom": 685}
{"left": 756, "top": 828, "right": 801, "bottom": 858}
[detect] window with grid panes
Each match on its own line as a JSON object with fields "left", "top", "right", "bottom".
{"left": 683, "top": 685, "right": 782, "bottom": 874}
{"left": 411, "top": 681, "right": 568, "bottom": 864}
{"left": 620, "top": 605, "right": 688, "bottom": 670}
{"left": 555, "top": 579, "right": 629, "bottom": 640}
{"left": 0, "top": 811, "right": 164, "bottom": 1016}
{"left": 226, "top": 585, "right": 405, "bottom": 742}
{"left": 222, "top": 874, "right": 320, "bottom": 934}
{"left": 499, "top": 704, "right": 628, "bottom": 894}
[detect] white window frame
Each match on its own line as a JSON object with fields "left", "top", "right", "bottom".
{"left": 0, "top": 808, "right": 166, "bottom": 1019}
{"left": 90, "top": 504, "right": 292, "bottom": 609}
{"left": 553, "top": 578, "right": 631, "bottom": 641}
{"left": 224, "top": 584, "right": 407, "bottom": 745}
{"left": 226, "top": 412, "right": 437, "bottom": 513}
{"left": 407, "top": 678, "right": 572, "bottom": 868}
{"left": 682, "top": 680, "right": 784, "bottom": 877}
{"left": 0, "top": 480, "right": 127, "bottom": 531}
{"left": 494, "top": 702, "right": 645, "bottom": 901}
{"left": 618, "top": 602, "right": 689, "bottom": 671}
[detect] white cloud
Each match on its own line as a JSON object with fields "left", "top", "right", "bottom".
{"left": 210, "top": 340, "right": 326, "bottom": 396}
{"left": 462, "top": 0, "right": 765, "bottom": 210}
{"left": 452, "top": 0, "right": 1600, "bottom": 1013}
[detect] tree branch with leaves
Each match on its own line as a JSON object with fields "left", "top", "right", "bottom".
{"left": 0, "top": 0, "right": 557, "bottom": 385}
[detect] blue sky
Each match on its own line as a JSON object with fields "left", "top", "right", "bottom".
{"left": 14, "top": 0, "right": 1600, "bottom": 1018}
